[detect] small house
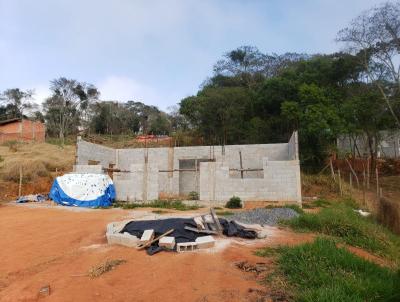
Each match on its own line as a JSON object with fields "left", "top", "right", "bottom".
{"left": 0, "top": 118, "right": 45, "bottom": 143}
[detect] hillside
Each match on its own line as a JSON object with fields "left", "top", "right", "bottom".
{"left": 0, "top": 142, "right": 75, "bottom": 201}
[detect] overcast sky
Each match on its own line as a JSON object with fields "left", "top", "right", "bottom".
{"left": 0, "top": 0, "right": 385, "bottom": 110}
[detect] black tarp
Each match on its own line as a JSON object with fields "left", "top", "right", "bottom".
{"left": 121, "top": 218, "right": 200, "bottom": 243}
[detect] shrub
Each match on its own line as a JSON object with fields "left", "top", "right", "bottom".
{"left": 225, "top": 196, "right": 242, "bottom": 209}
{"left": 188, "top": 191, "right": 199, "bottom": 200}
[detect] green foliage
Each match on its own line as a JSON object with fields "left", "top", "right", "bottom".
{"left": 178, "top": 49, "right": 384, "bottom": 168}
{"left": 283, "top": 201, "right": 400, "bottom": 261}
{"left": 89, "top": 101, "right": 171, "bottom": 136}
{"left": 180, "top": 86, "right": 252, "bottom": 144}
{"left": 225, "top": 196, "right": 242, "bottom": 209}
{"left": 262, "top": 238, "right": 400, "bottom": 302}
{"left": 113, "top": 200, "right": 200, "bottom": 211}
{"left": 188, "top": 191, "right": 199, "bottom": 200}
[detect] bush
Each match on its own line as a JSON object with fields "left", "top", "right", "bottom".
{"left": 225, "top": 196, "right": 242, "bottom": 209}
{"left": 188, "top": 191, "right": 199, "bottom": 200}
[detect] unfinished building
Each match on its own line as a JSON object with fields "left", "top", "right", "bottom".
{"left": 75, "top": 132, "right": 301, "bottom": 205}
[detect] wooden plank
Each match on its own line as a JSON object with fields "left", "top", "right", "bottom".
{"left": 184, "top": 226, "right": 218, "bottom": 235}
{"left": 210, "top": 208, "right": 223, "bottom": 235}
{"left": 201, "top": 215, "right": 210, "bottom": 231}
{"left": 136, "top": 229, "right": 174, "bottom": 250}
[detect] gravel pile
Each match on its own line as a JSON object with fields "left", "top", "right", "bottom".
{"left": 227, "top": 208, "right": 299, "bottom": 226}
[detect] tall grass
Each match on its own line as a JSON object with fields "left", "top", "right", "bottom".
{"left": 282, "top": 199, "right": 400, "bottom": 263}
{"left": 0, "top": 143, "right": 75, "bottom": 182}
{"left": 260, "top": 238, "right": 400, "bottom": 302}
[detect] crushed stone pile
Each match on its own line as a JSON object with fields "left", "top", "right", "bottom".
{"left": 227, "top": 208, "right": 299, "bottom": 226}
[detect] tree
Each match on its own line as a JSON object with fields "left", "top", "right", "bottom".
{"left": 213, "top": 46, "right": 269, "bottom": 77}
{"left": 45, "top": 78, "right": 99, "bottom": 143}
{"left": 213, "top": 46, "right": 308, "bottom": 82}
{"left": 337, "top": 1, "right": 400, "bottom": 127}
{"left": 0, "top": 88, "right": 34, "bottom": 119}
{"left": 180, "top": 87, "right": 252, "bottom": 145}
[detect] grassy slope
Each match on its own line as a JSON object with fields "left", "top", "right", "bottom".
{"left": 0, "top": 142, "right": 75, "bottom": 179}
{"left": 258, "top": 199, "right": 400, "bottom": 302}
{"left": 283, "top": 199, "right": 400, "bottom": 263}
{"left": 0, "top": 142, "right": 75, "bottom": 200}
{"left": 265, "top": 238, "right": 400, "bottom": 302}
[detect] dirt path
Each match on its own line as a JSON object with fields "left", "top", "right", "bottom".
{"left": 0, "top": 203, "right": 313, "bottom": 302}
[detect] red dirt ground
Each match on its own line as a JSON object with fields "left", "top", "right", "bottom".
{"left": 0, "top": 204, "right": 314, "bottom": 302}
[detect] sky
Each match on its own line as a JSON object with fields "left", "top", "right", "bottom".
{"left": 0, "top": 0, "right": 385, "bottom": 111}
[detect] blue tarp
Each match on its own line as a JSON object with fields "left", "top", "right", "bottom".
{"left": 49, "top": 174, "right": 116, "bottom": 208}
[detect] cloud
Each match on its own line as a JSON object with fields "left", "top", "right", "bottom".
{"left": 97, "top": 76, "right": 160, "bottom": 104}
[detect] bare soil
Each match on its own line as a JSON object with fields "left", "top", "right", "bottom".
{"left": 0, "top": 204, "right": 314, "bottom": 302}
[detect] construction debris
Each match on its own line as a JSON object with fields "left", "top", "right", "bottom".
{"left": 177, "top": 242, "right": 198, "bottom": 253}
{"left": 106, "top": 208, "right": 262, "bottom": 255}
{"left": 137, "top": 229, "right": 174, "bottom": 250}
{"left": 139, "top": 229, "right": 155, "bottom": 244}
{"left": 159, "top": 236, "right": 176, "bottom": 249}
{"left": 195, "top": 235, "right": 215, "bottom": 249}
{"left": 16, "top": 194, "right": 47, "bottom": 203}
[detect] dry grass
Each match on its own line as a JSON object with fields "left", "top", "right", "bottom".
{"left": 88, "top": 259, "right": 127, "bottom": 278}
{"left": 0, "top": 142, "right": 75, "bottom": 182}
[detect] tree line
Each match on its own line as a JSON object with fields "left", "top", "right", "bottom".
{"left": 0, "top": 1, "right": 399, "bottom": 168}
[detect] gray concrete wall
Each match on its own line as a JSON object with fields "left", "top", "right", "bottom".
{"left": 199, "top": 159, "right": 301, "bottom": 203}
{"left": 337, "top": 130, "right": 400, "bottom": 159}
{"left": 113, "top": 163, "right": 158, "bottom": 201}
{"left": 77, "top": 139, "right": 116, "bottom": 167}
{"left": 76, "top": 132, "right": 301, "bottom": 203}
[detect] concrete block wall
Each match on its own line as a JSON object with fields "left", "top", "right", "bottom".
{"left": 77, "top": 139, "right": 116, "bottom": 167}
{"left": 199, "top": 158, "right": 301, "bottom": 203}
{"left": 76, "top": 132, "right": 301, "bottom": 203}
{"left": 113, "top": 163, "right": 158, "bottom": 201}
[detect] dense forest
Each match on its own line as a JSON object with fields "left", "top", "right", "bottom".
{"left": 0, "top": 1, "right": 399, "bottom": 168}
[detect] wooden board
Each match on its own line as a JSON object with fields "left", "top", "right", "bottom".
{"left": 136, "top": 229, "right": 174, "bottom": 250}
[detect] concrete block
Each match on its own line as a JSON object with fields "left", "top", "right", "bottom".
{"left": 159, "top": 236, "right": 175, "bottom": 249}
{"left": 106, "top": 232, "right": 120, "bottom": 245}
{"left": 177, "top": 242, "right": 198, "bottom": 252}
{"left": 106, "top": 232, "right": 139, "bottom": 247}
{"left": 195, "top": 236, "right": 215, "bottom": 249}
{"left": 139, "top": 229, "right": 154, "bottom": 244}
{"left": 119, "top": 233, "right": 139, "bottom": 247}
